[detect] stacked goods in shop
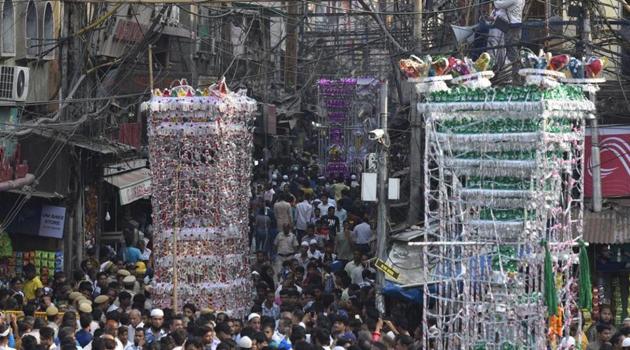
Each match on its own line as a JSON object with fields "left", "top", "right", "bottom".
{"left": 35, "top": 251, "right": 56, "bottom": 271}
{"left": 3, "top": 250, "right": 62, "bottom": 276}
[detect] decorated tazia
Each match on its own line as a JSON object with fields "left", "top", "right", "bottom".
{"left": 317, "top": 78, "right": 379, "bottom": 178}
{"left": 399, "top": 53, "right": 495, "bottom": 79}
{"left": 143, "top": 79, "right": 257, "bottom": 316}
{"left": 400, "top": 53, "right": 496, "bottom": 91}
{"left": 420, "top": 79, "right": 594, "bottom": 348}
{"left": 425, "top": 84, "right": 587, "bottom": 104}
{"left": 519, "top": 49, "right": 607, "bottom": 89}
{"left": 519, "top": 48, "right": 607, "bottom": 79}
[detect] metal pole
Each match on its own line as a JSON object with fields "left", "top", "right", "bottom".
{"left": 408, "top": 0, "right": 424, "bottom": 225}
{"left": 590, "top": 93, "right": 602, "bottom": 212}
{"left": 413, "top": 0, "right": 423, "bottom": 52}
{"left": 407, "top": 83, "right": 423, "bottom": 226}
{"left": 375, "top": 81, "right": 389, "bottom": 315}
{"left": 285, "top": 0, "right": 298, "bottom": 92}
{"left": 148, "top": 45, "right": 154, "bottom": 91}
{"left": 582, "top": 4, "right": 591, "bottom": 57}
{"left": 580, "top": 4, "right": 601, "bottom": 212}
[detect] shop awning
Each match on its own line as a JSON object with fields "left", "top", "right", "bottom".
{"left": 584, "top": 204, "right": 630, "bottom": 244}
{"left": 71, "top": 137, "right": 135, "bottom": 155}
{"left": 104, "top": 168, "right": 151, "bottom": 205}
{"left": 8, "top": 188, "right": 64, "bottom": 199}
{"left": 31, "top": 129, "right": 135, "bottom": 155}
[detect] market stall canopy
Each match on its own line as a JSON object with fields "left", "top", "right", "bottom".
{"left": 103, "top": 168, "right": 151, "bottom": 205}
{"left": 584, "top": 200, "right": 630, "bottom": 244}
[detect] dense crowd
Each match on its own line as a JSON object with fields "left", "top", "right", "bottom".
{"left": 2, "top": 149, "right": 629, "bottom": 350}
{"left": 0, "top": 150, "right": 426, "bottom": 350}
{"left": 575, "top": 304, "right": 630, "bottom": 350}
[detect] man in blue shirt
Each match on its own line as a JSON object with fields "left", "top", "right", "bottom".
{"left": 124, "top": 245, "right": 141, "bottom": 264}
{"left": 75, "top": 314, "right": 93, "bottom": 348}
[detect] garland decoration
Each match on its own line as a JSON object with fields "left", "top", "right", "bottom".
{"left": 418, "top": 66, "right": 595, "bottom": 348}
{"left": 145, "top": 79, "right": 256, "bottom": 316}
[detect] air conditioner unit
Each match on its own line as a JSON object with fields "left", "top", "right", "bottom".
{"left": 0, "top": 66, "right": 30, "bottom": 102}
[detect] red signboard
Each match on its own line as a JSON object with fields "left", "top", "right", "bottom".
{"left": 584, "top": 126, "right": 630, "bottom": 197}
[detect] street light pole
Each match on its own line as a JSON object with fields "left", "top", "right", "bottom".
{"left": 579, "top": 3, "right": 602, "bottom": 212}
{"left": 375, "top": 81, "right": 389, "bottom": 315}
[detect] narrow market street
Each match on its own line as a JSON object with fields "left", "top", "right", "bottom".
{"left": 0, "top": 0, "right": 628, "bottom": 350}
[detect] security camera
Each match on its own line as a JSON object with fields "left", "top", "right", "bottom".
{"left": 368, "top": 129, "right": 385, "bottom": 141}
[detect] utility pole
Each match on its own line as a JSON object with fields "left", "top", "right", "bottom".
{"left": 261, "top": 16, "right": 271, "bottom": 104}
{"left": 578, "top": 2, "right": 602, "bottom": 212}
{"left": 590, "top": 92, "right": 601, "bottom": 212}
{"left": 285, "top": 0, "right": 298, "bottom": 92}
{"left": 375, "top": 81, "right": 389, "bottom": 315}
{"left": 407, "top": 0, "right": 424, "bottom": 226}
{"left": 413, "top": 0, "right": 423, "bottom": 52}
{"left": 407, "top": 85, "right": 423, "bottom": 226}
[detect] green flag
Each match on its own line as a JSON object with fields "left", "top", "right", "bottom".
{"left": 578, "top": 240, "right": 592, "bottom": 311}
{"left": 544, "top": 240, "right": 558, "bottom": 316}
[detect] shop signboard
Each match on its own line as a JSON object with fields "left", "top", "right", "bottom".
{"left": 585, "top": 126, "right": 630, "bottom": 197}
{"left": 104, "top": 167, "right": 152, "bottom": 206}
{"left": 119, "top": 178, "right": 151, "bottom": 205}
{"left": 38, "top": 206, "right": 66, "bottom": 239}
{"left": 6, "top": 202, "right": 66, "bottom": 239}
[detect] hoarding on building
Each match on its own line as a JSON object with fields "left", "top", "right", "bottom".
{"left": 585, "top": 126, "right": 630, "bottom": 197}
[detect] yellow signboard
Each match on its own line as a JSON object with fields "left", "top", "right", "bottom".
{"left": 375, "top": 258, "right": 400, "bottom": 280}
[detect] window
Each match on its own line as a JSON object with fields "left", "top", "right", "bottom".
{"left": 25, "top": 0, "right": 38, "bottom": 57}
{"left": 41, "top": 2, "right": 54, "bottom": 59}
{"left": 1, "top": 0, "right": 15, "bottom": 56}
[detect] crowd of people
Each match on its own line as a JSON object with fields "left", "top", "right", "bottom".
{"left": 2, "top": 149, "right": 628, "bottom": 350}
{"left": 0, "top": 150, "right": 426, "bottom": 350}
{"left": 572, "top": 304, "right": 630, "bottom": 350}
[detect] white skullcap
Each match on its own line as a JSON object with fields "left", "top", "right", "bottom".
{"left": 237, "top": 336, "right": 252, "bottom": 349}
{"left": 247, "top": 313, "right": 260, "bottom": 322}
{"left": 150, "top": 309, "right": 164, "bottom": 318}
